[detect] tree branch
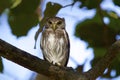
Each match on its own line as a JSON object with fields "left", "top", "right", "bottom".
{"left": 0, "top": 39, "right": 51, "bottom": 76}
{"left": 0, "top": 38, "right": 120, "bottom": 80}
{"left": 83, "top": 40, "right": 120, "bottom": 80}
{"left": 0, "top": 39, "right": 87, "bottom": 80}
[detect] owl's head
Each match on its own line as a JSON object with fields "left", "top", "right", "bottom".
{"left": 45, "top": 17, "right": 65, "bottom": 31}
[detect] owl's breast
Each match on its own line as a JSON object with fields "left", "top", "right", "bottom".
{"left": 48, "top": 33, "right": 56, "bottom": 47}
{"left": 47, "top": 33, "right": 64, "bottom": 47}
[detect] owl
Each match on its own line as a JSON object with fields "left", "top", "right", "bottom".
{"left": 40, "top": 17, "right": 70, "bottom": 67}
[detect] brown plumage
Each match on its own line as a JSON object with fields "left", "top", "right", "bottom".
{"left": 40, "top": 17, "right": 70, "bottom": 66}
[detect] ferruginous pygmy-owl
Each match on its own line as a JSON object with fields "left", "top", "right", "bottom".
{"left": 40, "top": 17, "right": 70, "bottom": 66}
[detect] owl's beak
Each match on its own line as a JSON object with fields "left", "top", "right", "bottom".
{"left": 52, "top": 24, "right": 57, "bottom": 31}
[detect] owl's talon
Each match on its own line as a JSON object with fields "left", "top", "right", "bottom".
{"left": 55, "top": 63, "right": 61, "bottom": 66}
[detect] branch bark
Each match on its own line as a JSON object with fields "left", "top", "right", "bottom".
{"left": 0, "top": 39, "right": 87, "bottom": 80}
{"left": 83, "top": 40, "right": 120, "bottom": 79}
{"left": 0, "top": 39, "right": 120, "bottom": 80}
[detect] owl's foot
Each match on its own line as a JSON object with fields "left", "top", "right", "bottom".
{"left": 55, "top": 63, "right": 61, "bottom": 66}
{"left": 51, "top": 61, "right": 61, "bottom": 66}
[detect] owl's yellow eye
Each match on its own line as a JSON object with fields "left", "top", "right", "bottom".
{"left": 57, "top": 21, "right": 62, "bottom": 25}
{"left": 48, "top": 21, "right": 52, "bottom": 24}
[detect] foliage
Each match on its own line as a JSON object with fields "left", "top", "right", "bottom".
{"left": 76, "top": 0, "right": 102, "bottom": 9}
{"left": 8, "top": 0, "right": 40, "bottom": 36}
{"left": 75, "top": 0, "right": 120, "bottom": 78}
{"left": 0, "top": 0, "right": 120, "bottom": 79}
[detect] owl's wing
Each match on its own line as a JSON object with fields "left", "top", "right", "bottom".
{"left": 64, "top": 30, "right": 70, "bottom": 66}
{"left": 40, "top": 32, "right": 47, "bottom": 61}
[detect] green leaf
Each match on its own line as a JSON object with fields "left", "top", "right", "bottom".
{"left": 8, "top": 12, "right": 39, "bottom": 36}
{"left": 108, "top": 11, "right": 119, "bottom": 19}
{"left": 93, "top": 47, "right": 106, "bottom": 57}
{"left": 11, "top": 0, "right": 40, "bottom": 13}
{"left": 0, "top": 0, "right": 12, "bottom": 14}
{"left": 40, "top": 2, "right": 62, "bottom": 28}
{"left": 8, "top": 0, "right": 40, "bottom": 36}
{"left": 79, "top": 0, "right": 102, "bottom": 9}
{"left": 75, "top": 11, "right": 116, "bottom": 47}
{"left": 10, "top": 0, "right": 22, "bottom": 9}
{"left": 0, "top": 57, "right": 3, "bottom": 72}
{"left": 44, "top": 2, "right": 62, "bottom": 17}
{"left": 75, "top": 19, "right": 116, "bottom": 47}
{"left": 113, "top": 0, "right": 120, "bottom": 6}
{"left": 108, "top": 15, "right": 120, "bottom": 33}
